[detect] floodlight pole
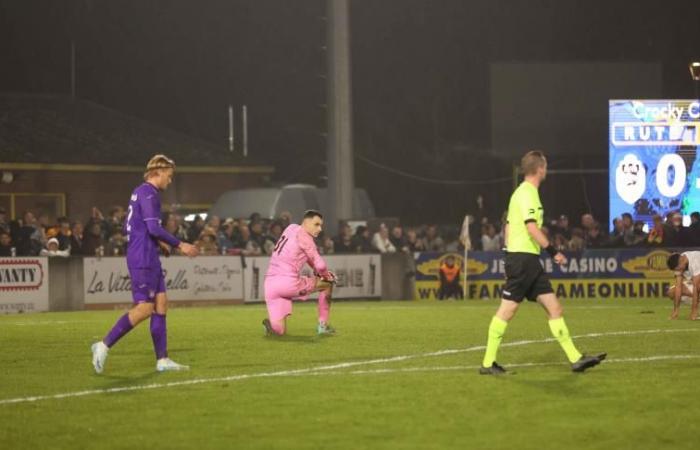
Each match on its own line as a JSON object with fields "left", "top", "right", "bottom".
{"left": 326, "top": 0, "right": 355, "bottom": 234}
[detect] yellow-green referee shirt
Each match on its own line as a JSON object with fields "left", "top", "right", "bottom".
{"left": 506, "top": 181, "right": 543, "bottom": 255}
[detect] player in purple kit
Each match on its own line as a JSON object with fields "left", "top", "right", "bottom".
{"left": 91, "top": 155, "right": 199, "bottom": 373}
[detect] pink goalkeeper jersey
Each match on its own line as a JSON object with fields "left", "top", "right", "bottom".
{"left": 266, "top": 224, "right": 328, "bottom": 278}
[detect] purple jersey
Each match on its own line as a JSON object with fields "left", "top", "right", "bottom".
{"left": 125, "top": 182, "right": 180, "bottom": 269}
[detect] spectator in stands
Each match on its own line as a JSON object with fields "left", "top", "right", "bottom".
{"left": 555, "top": 215, "right": 572, "bottom": 240}
{"left": 172, "top": 214, "right": 189, "bottom": 242}
{"left": 70, "top": 221, "right": 85, "bottom": 255}
{"left": 16, "top": 211, "right": 45, "bottom": 256}
{"left": 405, "top": 228, "right": 425, "bottom": 252}
{"left": 352, "top": 225, "right": 374, "bottom": 253}
{"left": 647, "top": 214, "right": 665, "bottom": 246}
{"left": 621, "top": 213, "right": 636, "bottom": 246}
{"left": 237, "top": 224, "right": 262, "bottom": 256}
{"left": 333, "top": 223, "right": 355, "bottom": 253}
{"left": 568, "top": 228, "right": 586, "bottom": 251}
{"left": 217, "top": 220, "right": 236, "bottom": 252}
{"left": 195, "top": 227, "right": 220, "bottom": 256}
{"left": 278, "top": 211, "right": 292, "bottom": 229}
{"left": 580, "top": 213, "right": 595, "bottom": 233}
{"left": 585, "top": 223, "right": 607, "bottom": 248}
{"left": 389, "top": 225, "right": 407, "bottom": 252}
{"left": 164, "top": 214, "right": 179, "bottom": 239}
{"left": 249, "top": 220, "right": 267, "bottom": 250}
{"left": 553, "top": 233, "right": 568, "bottom": 252}
{"left": 188, "top": 215, "right": 206, "bottom": 242}
{"left": 445, "top": 229, "right": 462, "bottom": 252}
{"left": 83, "top": 221, "right": 105, "bottom": 256}
{"left": 609, "top": 217, "right": 625, "bottom": 247}
{"left": 40, "top": 237, "right": 70, "bottom": 257}
{"left": 263, "top": 221, "right": 283, "bottom": 255}
{"left": 0, "top": 231, "right": 13, "bottom": 256}
{"left": 438, "top": 255, "right": 463, "bottom": 300}
{"left": 0, "top": 207, "right": 10, "bottom": 234}
{"left": 106, "top": 206, "right": 126, "bottom": 236}
{"left": 206, "top": 215, "right": 222, "bottom": 238}
{"left": 321, "top": 234, "right": 335, "bottom": 255}
{"left": 689, "top": 212, "right": 700, "bottom": 246}
{"left": 481, "top": 223, "right": 502, "bottom": 252}
{"left": 107, "top": 230, "right": 126, "bottom": 256}
{"left": 87, "top": 207, "right": 109, "bottom": 240}
{"left": 629, "top": 220, "right": 648, "bottom": 246}
{"left": 664, "top": 211, "right": 688, "bottom": 247}
{"left": 422, "top": 224, "right": 446, "bottom": 252}
{"left": 37, "top": 212, "right": 51, "bottom": 234}
{"left": 55, "top": 217, "right": 72, "bottom": 252}
{"left": 372, "top": 223, "right": 397, "bottom": 253}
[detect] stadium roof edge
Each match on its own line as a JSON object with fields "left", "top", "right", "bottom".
{"left": 0, "top": 162, "right": 275, "bottom": 174}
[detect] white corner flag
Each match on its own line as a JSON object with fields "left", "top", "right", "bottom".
{"left": 460, "top": 215, "right": 472, "bottom": 299}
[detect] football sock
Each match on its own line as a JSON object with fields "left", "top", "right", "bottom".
{"left": 103, "top": 313, "right": 133, "bottom": 348}
{"left": 482, "top": 316, "right": 508, "bottom": 367}
{"left": 150, "top": 313, "right": 168, "bottom": 360}
{"left": 548, "top": 317, "right": 582, "bottom": 363}
{"left": 318, "top": 290, "right": 331, "bottom": 324}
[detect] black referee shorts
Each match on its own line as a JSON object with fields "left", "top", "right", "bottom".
{"left": 502, "top": 252, "right": 554, "bottom": 302}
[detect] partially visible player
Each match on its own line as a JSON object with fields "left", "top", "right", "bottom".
{"left": 262, "top": 210, "right": 336, "bottom": 336}
{"left": 91, "top": 155, "right": 199, "bottom": 374}
{"left": 480, "top": 150, "right": 606, "bottom": 374}
{"left": 666, "top": 252, "right": 700, "bottom": 320}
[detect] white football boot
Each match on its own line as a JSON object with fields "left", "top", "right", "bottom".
{"left": 91, "top": 342, "right": 109, "bottom": 374}
{"left": 156, "top": 358, "right": 190, "bottom": 372}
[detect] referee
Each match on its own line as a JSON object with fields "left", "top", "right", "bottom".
{"left": 479, "top": 151, "right": 606, "bottom": 374}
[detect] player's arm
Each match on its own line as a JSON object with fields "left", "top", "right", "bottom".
{"left": 525, "top": 222, "right": 566, "bottom": 264}
{"left": 141, "top": 195, "right": 198, "bottom": 257}
{"left": 298, "top": 230, "right": 334, "bottom": 281}
{"left": 670, "top": 273, "right": 683, "bottom": 320}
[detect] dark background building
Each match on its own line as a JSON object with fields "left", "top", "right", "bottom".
{"left": 1, "top": 0, "right": 699, "bottom": 224}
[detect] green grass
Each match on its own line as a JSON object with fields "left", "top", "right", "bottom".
{"left": 1, "top": 299, "right": 699, "bottom": 450}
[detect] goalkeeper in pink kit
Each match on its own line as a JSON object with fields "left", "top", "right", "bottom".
{"left": 263, "top": 210, "right": 336, "bottom": 335}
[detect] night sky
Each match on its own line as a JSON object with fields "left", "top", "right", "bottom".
{"left": 1, "top": 0, "right": 699, "bottom": 224}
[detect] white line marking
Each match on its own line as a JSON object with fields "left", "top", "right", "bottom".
{"left": 302, "top": 354, "right": 700, "bottom": 376}
{"left": 0, "top": 327, "right": 696, "bottom": 406}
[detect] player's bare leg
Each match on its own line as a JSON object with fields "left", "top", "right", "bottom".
{"left": 691, "top": 294, "right": 699, "bottom": 321}
{"left": 666, "top": 284, "right": 693, "bottom": 305}
{"left": 537, "top": 293, "right": 605, "bottom": 372}
{"left": 494, "top": 298, "right": 520, "bottom": 322}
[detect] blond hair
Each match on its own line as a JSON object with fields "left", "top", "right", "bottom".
{"left": 520, "top": 150, "right": 546, "bottom": 176}
{"left": 144, "top": 154, "right": 176, "bottom": 180}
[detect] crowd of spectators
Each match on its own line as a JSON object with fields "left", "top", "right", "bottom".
{"left": 3, "top": 203, "right": 699, "bottom": 259}
{"left": 469, "top": 210, "right": 700, "bottom": 252}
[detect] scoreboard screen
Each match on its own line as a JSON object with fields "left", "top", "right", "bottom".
{"left": 609, "top": 99, "right": 700, "bottom": 230}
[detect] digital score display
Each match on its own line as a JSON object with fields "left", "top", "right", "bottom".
{"left": 609, "top": 100, "right": 700, "bottom": 229}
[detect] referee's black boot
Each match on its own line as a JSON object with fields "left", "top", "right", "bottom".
{"left": 571, "top": 353, "right": 607, "bottom": 372}
{"left": 479, "top": 361, "right": 507, "bottom": 375}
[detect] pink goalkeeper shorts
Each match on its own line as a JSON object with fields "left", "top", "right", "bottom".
{"left": 264, "top": 275, "right": 316, "bottom": 322}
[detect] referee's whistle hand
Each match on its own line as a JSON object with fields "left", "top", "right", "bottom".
{"left": 553, "top": 253, "right": 567, "bottom": 265}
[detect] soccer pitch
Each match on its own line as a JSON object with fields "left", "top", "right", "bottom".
{"left": 1, "top": 299, "right": 698, "bottom": 450}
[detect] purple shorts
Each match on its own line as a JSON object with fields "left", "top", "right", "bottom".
{"left": 129, "top": 267, "right": 166, "bottom": 303}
